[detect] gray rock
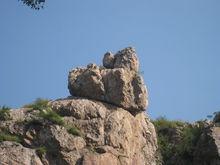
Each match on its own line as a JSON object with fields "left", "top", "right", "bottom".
{"left": 113, "top": 47, "right": 139, "bottom": 72}
{"left": 0, "top": 141, "right": 43, "bottom": 165}
{"left": 103, "top": 52, "right": 114, "bottom": 69}
{"left": 103, "top": 47, "right": 139, "bottom": 72}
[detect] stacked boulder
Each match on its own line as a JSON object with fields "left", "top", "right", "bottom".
{"left": 0, "top": 47, "right": 158, "bottom": 165}
{"left": 61, "top": 47, "right": 157, "bottom": 164}
{"left": 68, "top": 47, "right": 147, "bottom": 113}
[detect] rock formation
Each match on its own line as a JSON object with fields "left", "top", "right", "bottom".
{"left": 194, "top": 124, "right": 220, "bottom": 165}
{"left": 68, "top": 47, "right": 147, "bottom": 113}
{"left": 0, "top": 47, "right": 158, "bottom": 165}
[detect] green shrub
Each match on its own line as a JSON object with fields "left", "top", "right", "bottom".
{"left": 153, "top": 116, "right": 184, "bottom": 131}
{"left": 39, "top": 108, "right": 64, "bottom": 125}
{"left": 23, "top": 98, "right": 50, "bottom": 110}
{"left": 177, "top": 125, "right": 203, "bottom": 159}
{"left": 36, "top": 146, "right": 47, "bottom": 157}
{"left": 157, "top": 134, "right": 173, "bottom": 161}
{"left": 0, "top": 106, "right": 11, "bottom": 121}
{"left": 153, "top": 117, "right": 204, "bottom": 165}
{"left": 67, "top": 126, "right": 81, "bottom": 136}
{"left": 0, "top": 131, "right": 22, "bottom": 143}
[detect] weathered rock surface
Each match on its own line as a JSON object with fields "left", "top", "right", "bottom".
{"left": 0, "top": 141, "right": 43, "bottom": 165}
{"left": 51, "top": 97, "right": 158, "bottom": 165}
{"left": 0, "top": 98, "right": 157, "bottom": 165}
{"left": 103, "top": 47, "right": 139, "bottom": 72}
{"left": 68, "top": 47, "right": 148, "bottom": 113}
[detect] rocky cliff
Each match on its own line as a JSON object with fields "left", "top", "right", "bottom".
{"left": 153, "top": 117, "right": 220, "bottom": 165}
{"left": 0, "top": 47, "right": 158, "bottom": 165}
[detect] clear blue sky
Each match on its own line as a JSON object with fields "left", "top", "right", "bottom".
{"left": 0, "top": 0, "right": 219, "bottom": 121}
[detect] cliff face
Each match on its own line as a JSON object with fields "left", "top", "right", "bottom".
{"left": 0, "top": 47, "right": 158, "bottom": 165}
{"left": 193, "top": 123, "right": 220, "bottom": 165}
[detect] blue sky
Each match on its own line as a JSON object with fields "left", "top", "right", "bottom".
{"left": 0, "top": 0, "right": 220, "bottom": 121}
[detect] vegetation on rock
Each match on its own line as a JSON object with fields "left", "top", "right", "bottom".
{"left": 67, "top": 126, "right": 81, "bottom": 137}
{"left": 0, "top": 106, "right": 11, "bottom": 121}
{"left": 23, "top": 98, "right": 50, "bottom": 111}
{"left": 0, "top": 131, "right": 22, "bottom": 143}
{"left": 153, "top": 117, "right": 204, "bottom": 165}
{"left": 36, "top": 146, "right": 47, "bottom": 157}
{"left": 39, "top": 108, "right": 64, "bottom": 125}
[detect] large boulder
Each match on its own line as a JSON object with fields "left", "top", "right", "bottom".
{"left": 103, "top": 47, "right": 139, "bottom": 72}
{"left": 68, "top": 47, "right": 148, "bottom": 113}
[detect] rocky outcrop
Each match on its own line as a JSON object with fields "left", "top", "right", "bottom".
{"left": 51, "top": 98, "right": 157, "bottom": 165}
{"left": 0, "top": 47, "right": 158, "bottom": 165}
{"left": 194, "top": 126, "right": 220, "bottom": 165}
{"left": 68, "top": 47, "right": 148, "bottom": 113}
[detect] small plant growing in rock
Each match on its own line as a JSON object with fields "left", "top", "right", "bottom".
{"left": 67, "top": 126, "right": 81, "bottom": 136}
{"left": 39, "top": 108, "right": 64, "bottom": 125}
{"left": 0, "top": 106, "right": 11, "bottom": 121}
{"left": 23, "top": 98, "right": 50, "bottom": 111}
{"left": 0, "top": 131, "right": 22, "bottom": 143}
{"left": 36, "top": 146, "right": 47, "bottom": 157}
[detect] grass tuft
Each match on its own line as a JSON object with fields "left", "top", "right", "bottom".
{"left": 36, "top": 146, "right": 47, "bottom": 157}
{"left": 0, "top": 131, "right": 22, "bottom": 143}
{"left": 23, "top": 98, "right": 50, "bottom": 111}
{"left": 67, "top": 126, "right": 81, "bottom": 136}
{"left": 153, "top": 116, "right": 185, "bottom": 130}
{"left": 39, "top": 108, "right": 64, "bottom": 125}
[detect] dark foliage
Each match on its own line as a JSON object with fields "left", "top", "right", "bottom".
{"left": 19, "top": 0, "right": 45, "bottom": 10}
{"left": 67, "top": 126, "right": 81, "bottom": 136}
{"left": 0, "top": 106, "right": 11, "bottom": 121}
{"left": 0, "top": 130, "right": 22, "bottom": 143}
{"left": 153, "top": 117, "right": 204, "bottom": 165}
